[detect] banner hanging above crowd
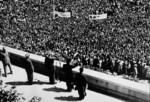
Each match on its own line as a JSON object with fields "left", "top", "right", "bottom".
{"left": 89, "top": 13, "right": 107, "bottom": 20}
{"left": 54, "top": 10, "right": 71, "bottom": 18}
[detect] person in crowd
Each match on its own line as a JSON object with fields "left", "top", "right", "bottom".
{"left": 145, "top": 66, "right": 150, "bottom": 80}
{"left": 70, "top": 56, "right": 79, "bottom": 67}
{"left": 0, "top": 47, "right": 13, "bottom": 77}
{"left": 110, "top": 57, "right": 115, "bottom": 73}
{"left": 143, "top": 63, "right": 150, "bottom": 79}
{"left": 92, "top": 55, "right": 99, "bottom": 71}
{"left": 137, "top": 60, "right": 143, "bottom": 79}
{"left": 81, "top": 55, "right": 87, "bottom": 67}
{"left": 74, "top": 67, "right": 88, "bottom": 100}
{"left": 1, "top": 0, "right": 150, "bottom": 82}
{"left": 24, "top": 53, "right": 34, "bottom": 85}
{"left": 63, "top": 58, "right": 74, "bottom": 92}
{"left": 122, "top": 60, "right": 128, "bottom": 75}
{"left": 98, "top": 57, "right": 103, "bottom": 71}
{"left": 127, "top": 60, "right": 132, "bottom": 77}
{"left": 100, "top": 57, "right": 105, "bottom": 71}
{"left": 107, "top": 57, "right": 113, "bottom": 73}
{"left": 44, "top": 51, "right": 59, "bottom": 84}
{"left": 133, "top": 63, "right": 138, "bottom": 80}
{"left": 113, "top": 58, "right": 119, "bottom": 75}
{"left": 129, "top": 60, "right": 135, "bottom": 76}
{"left": 86, "top": 55, "right": 90, "bottom": 68}
{"left": 118, "top": 60, "right": 124, "bottom": 75}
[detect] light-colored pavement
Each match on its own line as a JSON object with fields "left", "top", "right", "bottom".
{"left": 0, "top": 62, "right": 129, "bottom": 102}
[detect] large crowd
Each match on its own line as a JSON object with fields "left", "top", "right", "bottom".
{"left": 0, "top": 0, "right": 150, "bottom": 82}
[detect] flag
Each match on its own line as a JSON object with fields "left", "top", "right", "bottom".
{"left": 54, "top": 11, "right": 71, "bottom": 18}
{"left": 89, "top": 13, "right": 107, "bottom": 20}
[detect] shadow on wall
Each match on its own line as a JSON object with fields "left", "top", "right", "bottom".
{"left": 55, "top": 96, "right": 79, "bottom": 101}
{"left": 6, "top": 81, "right": 49, "bottom": 86}
{"left": 43, "top": 86, "right": 67, "bottom": 92}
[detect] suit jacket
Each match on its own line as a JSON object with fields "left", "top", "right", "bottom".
{"left": 63, "top": 64, "right": 74, "bottom": 82}
{"left": 25, "top": 58, "right": 34, "bottom": 73}
{"left": 45, "top": 56, "right": 54, "bottom": 68}
{"left": 75, "top": 73, "right": 87, "bottom": 90}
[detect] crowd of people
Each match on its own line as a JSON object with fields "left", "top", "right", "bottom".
{"left": 0, "top": 0, "right": 150, "bottom": 82}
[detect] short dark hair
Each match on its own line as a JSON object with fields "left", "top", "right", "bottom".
{"left": 79, "top": 67, "right": 84, "bottom": 73}
{"left": 67, "top": 58, "right": 71, "bottom": 64}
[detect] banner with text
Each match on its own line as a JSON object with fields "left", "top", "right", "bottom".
{"left": 89, "top": 13, "right": 107, "bottom": 20}
{"left": 54, "top": 11, "right": 71, "bottom": 18}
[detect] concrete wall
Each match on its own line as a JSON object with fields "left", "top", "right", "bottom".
{"left": 73, "top": 66, "right": 150, "bottom": 102}
{"left": 0, "top": 45, "right": 149, "bottom": 102}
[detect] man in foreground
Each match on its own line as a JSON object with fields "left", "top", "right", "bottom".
{"left": 44, "top": 51, "right": 60, "bottom": 84}
{"left": 63, "top": 58, "right": 74, "bottom": 92}
{"left": 24, "top": 53, "right": 34, "bottom": 85}
{"left": 75, "top": 67, "right": 88, "bottom": 100}
{"left": 0, "top": 47, "right": 13, "bottom": 77}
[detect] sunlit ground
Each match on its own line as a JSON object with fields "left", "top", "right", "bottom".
{"left": 0, "top": 62, "right": 129, "bottom": 102}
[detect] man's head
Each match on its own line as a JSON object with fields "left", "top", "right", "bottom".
{"left": 79, "top": 67, "right": 84, "bottom": 74}
{"left": 67, "top": 58, "right": 71, "bottom": 64}
{"left": 25, "top": 53, "right": 30, "bottom": 58}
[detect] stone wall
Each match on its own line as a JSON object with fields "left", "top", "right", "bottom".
{"left": 0, "top": 45, "right": 149, "bottom": 102}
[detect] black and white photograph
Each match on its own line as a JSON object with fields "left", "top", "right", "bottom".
{"left": 0, "top": 0, "right": 150, "bottom": 102}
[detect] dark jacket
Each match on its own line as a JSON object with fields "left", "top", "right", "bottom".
{"left": 25, "top": 58, "right": 34, "bottom": 73}
{"left": 92, "top": 57, "right": 99, "bottom": 68}
{"left": 45, "top": 56, "right": 54, "bottom": 68}
{"left": 75, "top": 73, "right": 87, "bottom": 90}
{"left": 63, "top": 64, "right": 74, "bottom": 82}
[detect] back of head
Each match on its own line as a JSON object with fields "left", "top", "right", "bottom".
{"left": 25, "top": 53, "right": 30, "bottom": 58}
{"left": 79, "top": 67, "right": 84, "bottom": 73}
{"left": 67, "top": 58, "right": 71, "bottom": 64}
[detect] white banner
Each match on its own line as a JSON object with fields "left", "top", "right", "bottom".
{"left": 89, "top": 13, "right": 107, "bottom": 20}
{"left": 54, "top": 11, "right": 71, "bottom": 18}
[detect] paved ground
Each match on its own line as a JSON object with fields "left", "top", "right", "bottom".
{"left": 0, "top": 62, "right": 129, "bottom": 102}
